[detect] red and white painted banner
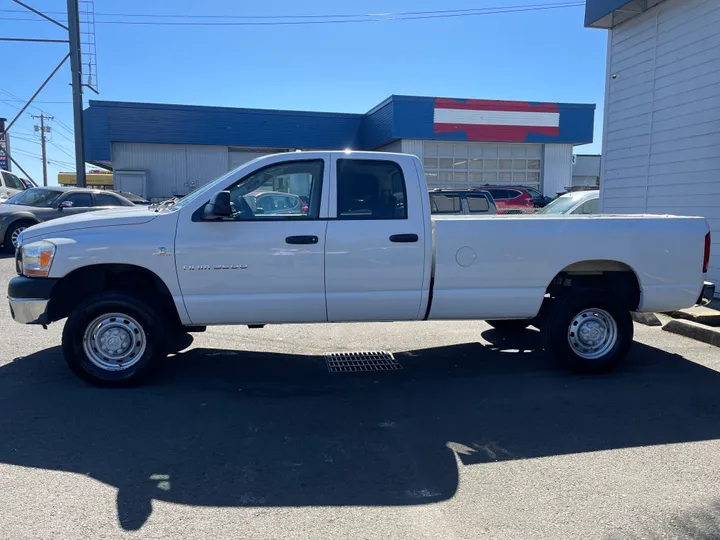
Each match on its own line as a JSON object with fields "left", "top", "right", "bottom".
{"left": 433, "top": 98, "right": 560, "bottom": 142}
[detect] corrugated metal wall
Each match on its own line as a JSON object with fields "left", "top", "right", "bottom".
{"left": 600, "top": 0, "right": 720, "bottom": 285}
{"left": 543, "top": 144, "right": 573, "bottom": 196}
{"left": 112, "top": 143, "right": 228, "bottom": 200}
{"left": 401, "top": 140, "right": 424, "bottom": 160}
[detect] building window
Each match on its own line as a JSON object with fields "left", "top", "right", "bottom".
{"left": 422, "top": 142, "right": 542, "bottom": 191}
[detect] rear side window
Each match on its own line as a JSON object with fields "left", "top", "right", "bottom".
{"left": 430, "top": 193, "right": 463, "bottom": 214}
{"left": 507, "top": 190, "right": 523, "bottom": 199}
{"left": 573, "top": 198, "right": 600, "bottom": 215}
{"left": 466, "top": 194, "right": 492, "bottom": 213}
{"left": 487, "top": 189, "right": 509, "bottom": 200}
{"left": 95, "top": 192, "right": 133, "bottom": 207}
{"left": 336, "top": 159, "right": 407, "bottom": 219}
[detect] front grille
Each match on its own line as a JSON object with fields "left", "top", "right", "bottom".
{"left": 324, "top": 351, "right": 401, "bottom": 373}
{"left": 15, "top": 248, "right": 22, "bottom": 275}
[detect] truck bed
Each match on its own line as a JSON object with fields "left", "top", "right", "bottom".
{"left": 429, "top": 214, "right": 709, "bottom": 320}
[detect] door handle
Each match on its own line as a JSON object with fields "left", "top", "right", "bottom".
{"left": 389, "top": 234, "right": 419, "bottom": 243}
{"left": 285, "top": 235, "right": 319, "bottom": 245}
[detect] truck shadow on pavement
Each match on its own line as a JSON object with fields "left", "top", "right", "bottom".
{"left": 2, "top": 331, "right": 720, "bottom": 531}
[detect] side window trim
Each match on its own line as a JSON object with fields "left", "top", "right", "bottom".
{"left": 191, "top": 158, "right": 326, "bottom": 222}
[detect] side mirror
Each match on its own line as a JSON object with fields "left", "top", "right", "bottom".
{"left": 202, "top": 191, "right": 231, "bottom": 220}
{"left": 58, "top": 201, "right": 73, "bottom": 210}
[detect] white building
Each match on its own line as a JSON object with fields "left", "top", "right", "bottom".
{"left": 586, "top": 0, "right": 720, "bottom": 287}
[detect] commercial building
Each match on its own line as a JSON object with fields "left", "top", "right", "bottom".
{"left": 572, "top": 154, "right": 601, "bottom": 188}
{"left": 586, "top": 0, "right": 720, "bottom": 288}
{"left": 83, "top": 95, "right": 594, "bottom": 202}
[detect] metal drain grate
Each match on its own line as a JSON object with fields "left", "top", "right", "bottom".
{"left": 324, "top": 351, "right": 402, "bottom": 372}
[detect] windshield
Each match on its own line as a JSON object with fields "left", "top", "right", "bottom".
{"left": 538, "top": 192, "right": 589, "bottom": 215}
{"left": 5, "top": 188, "right": 62, "bottom": 207}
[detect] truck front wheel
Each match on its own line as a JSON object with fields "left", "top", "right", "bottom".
{"left": 543, "top": 290, "right": 633, "bottom": 374}
{"left": 62, "top": 292, "right": 169, "bottom": 386}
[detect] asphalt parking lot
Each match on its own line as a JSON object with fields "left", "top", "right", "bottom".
{"left": 2, "top": 255, "right": 720, "bottom": 540}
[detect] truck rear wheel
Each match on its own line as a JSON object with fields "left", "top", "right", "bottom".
{"left": 485, "top": 320, "right": 531, "bottom": 332}
{"left": 543, "top": 289, "right": 633, "bottom": 374}
{"left": 62, "top": 292, "right": 169, "bottom": 386}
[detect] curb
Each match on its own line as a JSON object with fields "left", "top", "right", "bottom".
{"left": 665, "top": 308, "right": 720, "bottom": 327}
{"left": 662, "top": 319, "right": 720, "bottom": 347}
{"left": 631, "top": 312, "right": 662, "bottom": 326}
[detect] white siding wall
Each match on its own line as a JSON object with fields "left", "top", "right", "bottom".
{"left": 543, "top": 144, "right": 573, "bottom": 196}
{"left": 112, "top": 143, "right": 228, "bottom": 200}
{"left": 601, "top": 0, "right": 720, "bottom": 285}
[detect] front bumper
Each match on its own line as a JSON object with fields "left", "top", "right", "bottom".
{"left": 699, "top": 281, "right": 716, "bottom": 304}
{"left": 9, "top": 297, "right": 50, "bottom": 324}
{"left": 7, "top": 276, "right": 59, "bottom": 325}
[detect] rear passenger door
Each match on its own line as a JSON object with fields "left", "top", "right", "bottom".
{"left": 324, "top": 156, "right": 427, "bottom": 322}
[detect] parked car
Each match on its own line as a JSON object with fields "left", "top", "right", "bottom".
{"left": 429, "top": 189, "right": 497, "bottom": 215}
{"left": 0, "top": 170, "right": 28, "bottom": 200}
{"left": 538, "top": 190, "right": 599, "bottom": 215}
{"left": 113, "top": 191, "right": 150, "bottom": 205}
{"left": 473, "top": 185, "right": 535, "bottom": 209}
{"left": 0, "top": 187, "right": 135, "bottom": 252}
{"left": 241, "top": 191, "right": 307, "bottom": 215}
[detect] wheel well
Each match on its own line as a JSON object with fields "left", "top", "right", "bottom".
{"left": 48, "top": 264, "right": 181, "bottom": 328}
{"left": 546, "top": 260, "right": 641, "bottom": 311}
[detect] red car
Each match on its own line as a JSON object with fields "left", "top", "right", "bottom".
{"left": 473, "top": 186, "right": 535, "bottom": 210}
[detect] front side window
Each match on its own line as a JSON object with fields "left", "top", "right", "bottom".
{"left": 62, "top": 193, "right": 93, "bottom": 207}
{"left": 5, "top": 173, "right": 24, "bottom": 190}
{"left": 336, "top": 159, "right": 407, "bottom": 220}
{"left": 224, "top": 159, "right": 323, "bottom": 220}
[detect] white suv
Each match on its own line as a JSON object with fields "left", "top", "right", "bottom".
{"left": 0, "top": 170, "right": 27, "bottom": 200}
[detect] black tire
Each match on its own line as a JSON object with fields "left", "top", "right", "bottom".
{"left": 486, "top": 319, "right": 531, "bottom": 332}
{"left": 62, "top": 292, "right": 169, "bottom": 386}
{"left": 2, "top": 220, "right": 34, "bottom": 253}
{"left": 543, "top": 289, "right": 633, "bottom": 374}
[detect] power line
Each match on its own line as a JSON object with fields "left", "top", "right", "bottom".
{"left": 0, "top": 2, "right": 584, "bottom": 19}
{"left": 48, "top": 139, "right": 75, "bottom": 159}
{"left": 0, "top": 3, "right": 586, "bottom": 26}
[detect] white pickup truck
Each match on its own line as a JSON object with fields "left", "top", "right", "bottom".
{"left": 8, "top": 151, "right": 714, "bottom": 386}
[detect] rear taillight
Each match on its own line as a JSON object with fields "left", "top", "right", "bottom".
{"left": 703, "top": 232, "right": 711, "bottom": 273}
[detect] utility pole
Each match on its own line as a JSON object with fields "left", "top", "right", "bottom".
{"left": 32, "top": 114, "right": 53, "bottom": 186}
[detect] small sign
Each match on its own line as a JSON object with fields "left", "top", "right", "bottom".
{"left": 0, "top": 118, "right": 8, "bottom": 171}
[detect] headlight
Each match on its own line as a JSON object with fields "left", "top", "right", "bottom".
{"left": 21, "top": 241, "right": 56, "bottom": 277}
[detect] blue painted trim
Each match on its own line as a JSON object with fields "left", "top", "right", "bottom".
{"left": 84, "top": 95, "right": 596, "bottom": 162}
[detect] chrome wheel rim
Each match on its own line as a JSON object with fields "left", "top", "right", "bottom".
{"left": 567, "top": 308, "right": 618, "bottom": 360}
{"left": 83, "top": 313, "right": 147, "bottom": 371}
{"left": 11, "top": 226, "right": 26, "bottom": 248}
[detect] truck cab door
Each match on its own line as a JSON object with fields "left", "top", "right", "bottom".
{"left": 174, "top": 154, "right": 330, "bottom": 325}
{"left": 324, "top": 155, "right": 429, "bottom": 322}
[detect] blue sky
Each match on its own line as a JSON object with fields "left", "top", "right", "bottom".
{"left": 1, "top": 0, "right": 607, "bottom": 185}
